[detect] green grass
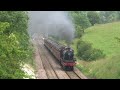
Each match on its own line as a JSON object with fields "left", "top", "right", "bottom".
{"left": 77, "top": 55, "right": 120, "bottom": 79}
{"left": 74, "top": 22, "right": 120, "bottom": 79}
{"left": 82, "top": 22, "right": 120, "bottom": 57}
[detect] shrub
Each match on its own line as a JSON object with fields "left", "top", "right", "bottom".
{"left": 76, "top": 40, "right": 105, "bottom": 61}
{"left": 90, "top": 49, "right": 105, "bottom": 60}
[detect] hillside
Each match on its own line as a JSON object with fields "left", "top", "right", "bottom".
{"left": 76, "top": 22, "right": 120, "bottom": 79}
{"left": 82, "top": 22, "right": 120, "bottom": 57}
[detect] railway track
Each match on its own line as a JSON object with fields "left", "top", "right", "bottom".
{"left": 33, "top": 34, "right": 87, "bottom": 79}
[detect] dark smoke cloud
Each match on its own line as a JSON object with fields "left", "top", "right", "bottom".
{"left": 28, "top": 11, "right": 75, "bottom": 44}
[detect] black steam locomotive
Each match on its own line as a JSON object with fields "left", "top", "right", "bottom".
{"left": 44, "top": 38, "right": 76, "bottom": 71}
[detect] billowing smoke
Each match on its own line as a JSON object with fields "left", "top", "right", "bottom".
{"left": 28, "top": 11, "right": 75, "bottom": 45}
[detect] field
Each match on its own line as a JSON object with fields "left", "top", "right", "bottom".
{"left": 73, "top": 22, "right": 120, "bottom": 79}
{"left": 82, "top": 22, "right": 120, "bottom": 57}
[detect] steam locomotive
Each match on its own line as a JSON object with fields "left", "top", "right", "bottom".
{"left": 44, "top": 38, "right": 76, "bottom": 71}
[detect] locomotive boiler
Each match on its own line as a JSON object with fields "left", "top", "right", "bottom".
{"left": 44, "top": 38, "right": 76, "bottom": 71}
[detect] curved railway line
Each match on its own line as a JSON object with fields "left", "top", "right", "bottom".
{"left": 33, "top": 34, "right": 88, "bottom": 79}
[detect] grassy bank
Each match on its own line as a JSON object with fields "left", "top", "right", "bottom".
{"left": 72, "top": 22, "right": 120, "bottom": 79}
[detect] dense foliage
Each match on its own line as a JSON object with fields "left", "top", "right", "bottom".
{"left": 76, "top": 40, "right": 105, "bottom": 61}
{"left": 0, "top": 11, "right": 33, "bottom": 78}
{"left": 70, "top": 11, "right": 91, "bottom": 38}
{"left": 87, "top": 11, "right": 100, "bottom": 25}
{"left": 70, "top": 11, "right": 120, "bottom": 38}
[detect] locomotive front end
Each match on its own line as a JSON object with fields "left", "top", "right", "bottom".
{"left": 62, "top": 47, "right": 76, "bottom": 71}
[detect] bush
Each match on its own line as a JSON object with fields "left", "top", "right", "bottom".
{"left": 90, "top": 49, "right": 105, "bottom": 60}
{"left": 76, "top": 40, "right": 91, "bottom": 56}
{"left": 76, "top": 40, "right": 105, "bottom": 61}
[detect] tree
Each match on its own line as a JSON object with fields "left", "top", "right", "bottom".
{"left": 75, "top": 25, "right": 83, "bottom": 38}
{"left": 99, "top": 11, "right": 119, "bottom": 23}
{"left": 70, "top": 11, "right": 91, "bottom": 29}
{"left": 0, "top": 11, "right": 32, "bottom": 78}
{"left": 117, "top": 11, "right": 120, "bottom": 20}
{"left": 87, "top": 11, "right": 100, "bottom": 25}
{"left": 70, "top": 11, "right": 91, "bottom": 38}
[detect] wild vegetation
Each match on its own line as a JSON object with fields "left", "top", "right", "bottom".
{"left": 0, "top": 11, "right": 34, "bottom": 79}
